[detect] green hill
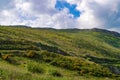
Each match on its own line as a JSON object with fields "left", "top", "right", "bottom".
{"left": 0, "top": 25, "right": 120, "bottom": 80}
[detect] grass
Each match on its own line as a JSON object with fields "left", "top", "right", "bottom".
{"left": 0, "top": 25, "right": 120, "bottom": 79}
{"left": 27, "top": 62, "right": 45, "bottom": 74}
{"left": 0, "top": 58, "right": 116, "bottom": 80}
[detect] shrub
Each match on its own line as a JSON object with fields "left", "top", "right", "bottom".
{"left": 38, "top": 51, "right": 112, "bottom": 77}
{"left": 25, "top": 50, "right": 37, "bottom": 58}
{"left": 2, "top": 54, "right": 11, "bottom": 60}
{"left": 0, "top": 53, "right": 1, "bottom": 58}
{"left": 48, "top": 69, "right": 62, "bottom": 77}
{"left": 78, "top": 69, "right": 89, "bottom": 76}
{"left": 7, "top": 57, "right": 20, "bottom": 65}
{"left": 27, "top": 63, "right": 45, "bottom": 74}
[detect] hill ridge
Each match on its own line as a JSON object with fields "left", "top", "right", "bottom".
{"left": 0, "top": 25, "right": 120, "bottom": 79}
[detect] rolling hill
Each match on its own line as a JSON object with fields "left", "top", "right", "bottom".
{"left": 0, "top": 25, "right": 120, "bottom": 80}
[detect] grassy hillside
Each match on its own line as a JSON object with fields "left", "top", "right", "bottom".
{"left": 0, "top": 25, "right": 120, "bottom": 80}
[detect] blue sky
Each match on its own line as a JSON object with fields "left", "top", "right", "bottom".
{"left": 55, "top": 0, "right": 80, "bottom": 18}
{"left": 0, "top": 0, "right": 120, "bottom": 32}
{"left": 0, "top": 0, "right": 10, "bottom": 9}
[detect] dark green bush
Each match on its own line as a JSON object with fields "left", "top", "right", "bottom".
{"left": 0, "top": 53, "right": 1, "bottom": 58}
{"left": 36, "top": 50, "right": 113, "bottom": 77}
{"left": 48, "top": 69, "right": 62, "bottom": 77}
{"left": 27, "top": 63, "right": 45, "bottom": 74}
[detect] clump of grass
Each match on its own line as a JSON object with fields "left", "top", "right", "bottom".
{"left": 48, "top": 69, "right": 62, "bottom": 77}
{"left": 0, "top": 67, "right": 33, "bottom": 80}
{"left": 27, "top": 63, "right": 45, "bottom": 74}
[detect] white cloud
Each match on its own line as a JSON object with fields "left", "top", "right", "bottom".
{"left": 52, "top": 8, "right": 78, "bottom": 29}
{"left": 75, "top": 0, "right": 102, "bottom": 29}
{"left": 108, "top": 27, "right": 120, "bottom": 33}
{"left": 0, "top": 0, "right": 120, "bottom": 32}
{"left": 75, "top": 0, "right": 120, "bottom": 30}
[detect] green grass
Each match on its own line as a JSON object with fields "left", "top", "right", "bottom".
{"left": 0, "top": 58, "right": 116, "bottom": 80}
{"left": 0, "top": 25, "right": 120, "bottom": 79}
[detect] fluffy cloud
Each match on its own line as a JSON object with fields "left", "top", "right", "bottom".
{"left": 79, "top": 0, "right": 120, "bottom": 28}
{"left": 0, "top": 0, "right": 120, "bottom": 32}
{"left": 66, "top": 0, "right": 120, "bottom": 31}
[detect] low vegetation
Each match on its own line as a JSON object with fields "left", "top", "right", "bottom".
{"left": 27, "top": 62, "right": 45, "bottom": 74}
{"left": 0, "top": 26, "right": 120, "bottom": 80}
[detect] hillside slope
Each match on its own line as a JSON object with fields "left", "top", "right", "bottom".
{"left": 0, "top": 26, "right": 120, "bottom": 80}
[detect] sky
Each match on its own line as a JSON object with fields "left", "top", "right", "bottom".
{"left": 0, "top": 0, "right": 120, "bottom": 32}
